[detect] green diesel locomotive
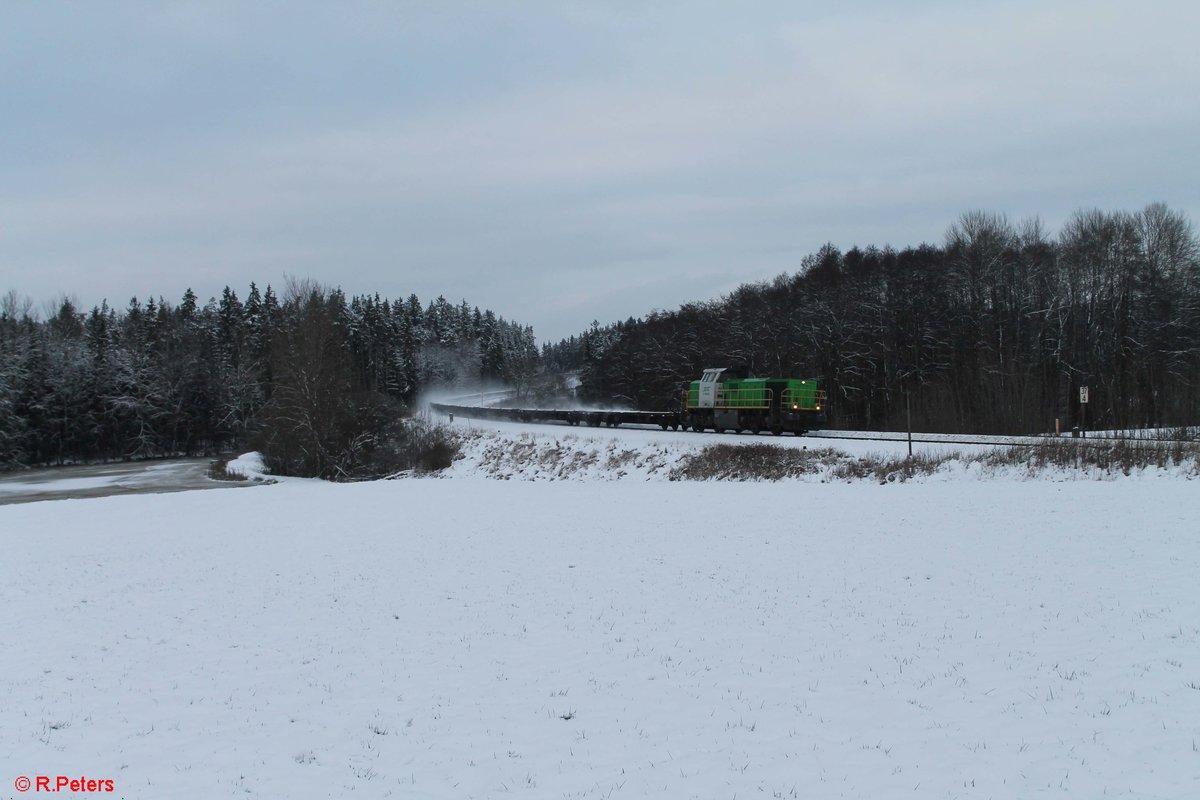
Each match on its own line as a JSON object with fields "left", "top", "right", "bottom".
{"left": 680, "top": 368, "right": 827, "bottom": 435}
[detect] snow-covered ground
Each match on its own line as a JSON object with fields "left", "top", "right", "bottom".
{"left": 439, "top": 417, "right": 1197, "bottom": 481}
{"left": 442, "top": 416, "right": 988, "bottom": 464}
{"left": 2, "top": 426, "right": 1198, "bottom": 798}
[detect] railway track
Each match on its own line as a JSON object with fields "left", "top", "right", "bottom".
{"left": 807, "top": 432, "right": 1051, "bottom": 448}
{"left": 430, "top": 400, "right": 1187, "bottom": 448}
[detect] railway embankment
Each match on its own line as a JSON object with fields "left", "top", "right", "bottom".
{"left": 438, "top": 426, "right": 1200, "bottom": 483}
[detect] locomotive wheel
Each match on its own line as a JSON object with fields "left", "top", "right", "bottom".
{"left": 772, "top": 427, "right": 783, "bottom": 436}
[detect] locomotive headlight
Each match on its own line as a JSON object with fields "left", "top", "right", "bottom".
{"left": 792, "top": 403, "right": 798, "bottom": 410}
{"left": 815, "top": 404, "right": 822, "bottom": 411}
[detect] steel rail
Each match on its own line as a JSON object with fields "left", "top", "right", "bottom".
{"left": 430, "top": 402, "right": 1191, "bottom": 448}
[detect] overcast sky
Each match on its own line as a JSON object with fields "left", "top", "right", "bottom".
{"left": 2, "top": 1, "right": 1197, "bottom": 342}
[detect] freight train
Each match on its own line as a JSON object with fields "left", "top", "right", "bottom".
{"left": 430, "top": 368, "right": 828, "bottom": 435}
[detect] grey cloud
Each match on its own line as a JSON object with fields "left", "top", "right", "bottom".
{"left": 1, "top": 1, "right": 1196, "bottom": 342}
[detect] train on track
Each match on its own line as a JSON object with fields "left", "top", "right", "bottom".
{"left": 431, "top": 368, "right": 828, "bottom": 436}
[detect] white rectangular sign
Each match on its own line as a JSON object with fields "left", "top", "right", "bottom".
{"left": 1079, "top": 386, "right": 1089, "bottom": 404}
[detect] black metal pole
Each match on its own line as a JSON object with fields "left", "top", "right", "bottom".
{"left": 906, "top": 391, "right": 912, "bottom": 457}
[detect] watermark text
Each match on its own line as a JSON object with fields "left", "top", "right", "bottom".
{"left": 14, "top": 775, "right": 115, "bottom": 793}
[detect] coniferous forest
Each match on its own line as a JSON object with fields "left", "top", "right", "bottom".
{"left": 545, "top": 205, "right": 1200, "bottom": 435}
{"left": 3, "top": 203, "right": 1199, "bottom": 477}
{"left": 0, "top": 280, "right": 538, "bottom": 476}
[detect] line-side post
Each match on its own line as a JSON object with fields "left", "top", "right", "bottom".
{"left": 906, "top": 390, "right": 912, "bottom": 457}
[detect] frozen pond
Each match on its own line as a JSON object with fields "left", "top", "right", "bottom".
{"left": 0, "top": 457, "right": 249, "bottom": 505}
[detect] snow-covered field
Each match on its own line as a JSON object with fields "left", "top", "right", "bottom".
{"left": 2, "top": 427, "right": 1198, "bottom": 798}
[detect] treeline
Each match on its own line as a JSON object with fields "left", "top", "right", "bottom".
{"left": 546, "top": 204, "right": 1200, "bottom": 434}
{"left": 0, "top": 281, "right": 538, "bottom": 475}
{"left": 5, "top": 202, "right": 1196, "bottom": 473}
